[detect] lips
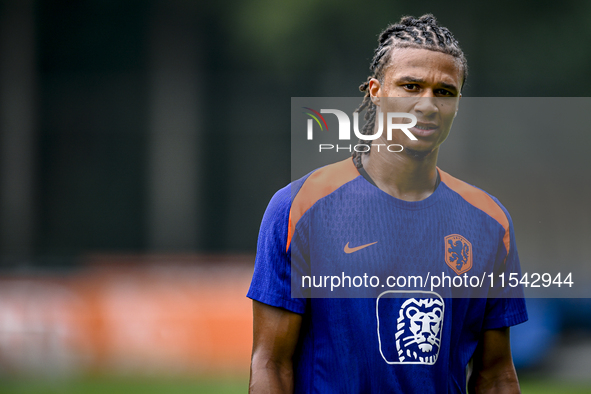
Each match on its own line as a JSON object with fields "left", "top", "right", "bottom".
{"left": 410, "top": 122, "right": 439, "bottom": 137}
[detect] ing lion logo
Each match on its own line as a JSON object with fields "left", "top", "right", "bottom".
{"left": 445, "top": 234, "right": 473, "bottom": 275}
{"left": 394, "top": 298, "right": 443, "bottom": 364}
{"left": 376, "top": 292, "right": 445, "bottom": 365}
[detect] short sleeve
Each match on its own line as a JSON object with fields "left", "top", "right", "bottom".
{"left": 247, "top": 184, "right": 307, "bottom": 314}
{"left": 483, "top": 202, "right": 528, "bottom": 329}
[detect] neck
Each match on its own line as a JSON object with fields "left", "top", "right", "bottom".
{"left": 361, "top": 143, "right": 439, "bottom": 201}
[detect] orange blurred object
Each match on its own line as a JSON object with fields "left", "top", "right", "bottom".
{"left": 0, "top": 254, "right": 254, "bottom": 377}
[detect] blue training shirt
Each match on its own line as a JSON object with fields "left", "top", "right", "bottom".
{"left": 248, "top": 158, "right": 528, "bottom": 393}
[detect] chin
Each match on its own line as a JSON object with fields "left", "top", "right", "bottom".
{"left": 404, "top": 147, "right": 436, "bottom": 160}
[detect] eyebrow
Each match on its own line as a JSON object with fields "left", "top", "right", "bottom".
{"left": 397, "top": 76, "right": 458, "bottom": 93}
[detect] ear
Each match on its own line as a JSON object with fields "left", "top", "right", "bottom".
{"left": 368, "top": 78, "right": 382, "bottom": 106}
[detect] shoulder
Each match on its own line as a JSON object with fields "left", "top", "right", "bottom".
{"left": 291, "top": 158, "right": 361, "bottom": 214}
{"left": 438, "top": 168, "right": 513, "bottom": 254}
{"left": 260, "top": 158, "right": 361, "bottom": 249}
{"left": 287, "top": 158, "right": 361, "bottom": 250}
{"left": 438, "top": 169, "right": 511, "bottom": 225}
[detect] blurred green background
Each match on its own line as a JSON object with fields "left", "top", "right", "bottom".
{"left": 1, "top": 0, "right": 590, "bottom": 392}
{"left": 3, "top": 0, "right": 591, "bottom": 257}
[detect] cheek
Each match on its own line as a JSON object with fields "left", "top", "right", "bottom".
{"left": 438, "top": 103, "right": 459, "bottom": 125}
{"left": 442, "top": 111, "right": 456, "bottom": 125}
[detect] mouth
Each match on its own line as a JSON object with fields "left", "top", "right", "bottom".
{"left": 418, "top": 343, "right": 433, "bottom": 352}
{"left": 409, "top": 122, "right": 439, "bottom": 137}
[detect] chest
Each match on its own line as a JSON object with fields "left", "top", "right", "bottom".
{"left": 301, "top": 201, "right": 503, "bottom": 282}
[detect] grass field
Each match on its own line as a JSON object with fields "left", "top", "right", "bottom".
{"left": 0, "top": 376, "right": 249, "bottom": 394}
{"left": 1, "top": 376, "right": 590, "bottom": 393}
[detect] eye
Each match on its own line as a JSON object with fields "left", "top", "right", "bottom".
{"left": 435, "top": 89, "right": 457, "bottom": 97}
{"left": 435, "top": 89, "right": 452, "bottom": 96}
{"left": 403, "top": 84, "right": 420, "bottom": 91}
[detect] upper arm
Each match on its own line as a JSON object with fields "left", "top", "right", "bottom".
{"left": 250, "top": 300, "right": 303, "bottom": 393}
{"left": 248, "top": 185, "right": 308, "bottom": 393}
{"left": 468, "top": 327, "right": 521, "bottom": 394}
{"left": 247, "top": 185, "right": 308, "bottom": 314}
{"left": 252, "top": 299, "right": 303, "bottom": 363}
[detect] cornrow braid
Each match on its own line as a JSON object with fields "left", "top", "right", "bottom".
{"left": 352, "top": 14, "right": 467, "bottom": 167}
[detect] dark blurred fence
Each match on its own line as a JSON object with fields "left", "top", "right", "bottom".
{"left": 1, "top": 0, "right": 591, "bottom": 262}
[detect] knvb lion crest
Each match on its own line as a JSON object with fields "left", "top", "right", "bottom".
{"left": 445, "top": 234, "right": 472, "bottom": 275}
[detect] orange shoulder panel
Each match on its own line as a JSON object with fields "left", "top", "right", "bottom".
{"left": 286, "top": 159, "right": 360, "bottom": 252}
{"left": 438, "top": 168, "right": 511, "bottom": 258}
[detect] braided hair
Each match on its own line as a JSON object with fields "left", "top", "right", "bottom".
{"left": 353, "top": 14, "right": 467, "bottom": 167}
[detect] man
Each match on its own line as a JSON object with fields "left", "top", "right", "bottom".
{"left": 248, "top": 14, "right": 527, "bottom": 393}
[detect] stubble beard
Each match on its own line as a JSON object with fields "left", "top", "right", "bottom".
{"left": 404, "top": 146, "right": 436, "bottom": 160}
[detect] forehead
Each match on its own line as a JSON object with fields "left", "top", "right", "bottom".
{"left": 382, "top": 47, "right": 463, "bottom": 87}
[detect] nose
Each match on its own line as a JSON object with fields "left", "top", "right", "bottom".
{"left": 414, "top": 94, "right": 438, "bottom": 117}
